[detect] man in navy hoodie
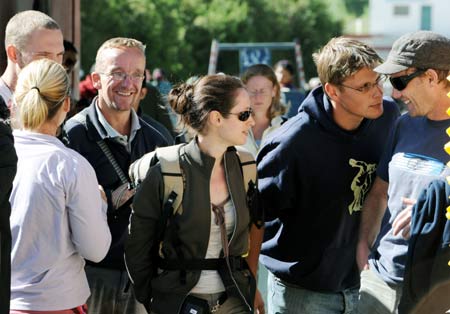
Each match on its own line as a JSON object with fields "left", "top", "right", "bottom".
{"left": 257, "top": 37, "right": 399, "bottom": 313}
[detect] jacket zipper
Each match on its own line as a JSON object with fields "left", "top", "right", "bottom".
{"left": 223, "top": 153, "right": 252, "bottom": 312}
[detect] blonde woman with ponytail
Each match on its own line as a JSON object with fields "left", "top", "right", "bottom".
{"left": 9, "top": 59, "right": 111, "bottom": 314}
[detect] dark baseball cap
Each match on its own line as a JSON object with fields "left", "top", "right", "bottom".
{"left": 375, "top": 31, "right": 450, "bottom": 74}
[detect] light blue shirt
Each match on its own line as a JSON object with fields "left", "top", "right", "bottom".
{"left": 95, "top": 104, "right": 141, "bottom": 152}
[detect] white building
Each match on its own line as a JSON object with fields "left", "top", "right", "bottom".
{"left": 366, "top": 0, "right": 450, "bottom": 58}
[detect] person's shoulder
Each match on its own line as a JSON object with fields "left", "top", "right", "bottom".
{"left": 139, "top": 117, "right": 171, "bottom": 146}
{"left": 53, "top": 143, "right": 96, "bottom": 174}
{"left": 139, "top": 114, "right": 174, "bottom": 144}
{"left": 257, "top": 114, "right": 309, "bottom": 163}
{"left": 64, "top": 108, "right": 89, "bottom": 133}
{"left": 268, "top": 112, "right": 311, "bottom": 143}
{"left": 0, "top": 118, "right": 11, "bottom": 135}
{"left": 0, "top": 120, "right": 14, "bottom": 162}
{"left": 394, "top": 111, "right": 422, "bottom": 128}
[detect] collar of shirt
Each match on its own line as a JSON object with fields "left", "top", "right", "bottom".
{"left": 95, "top": 101, "right": 141, "bottom": 150}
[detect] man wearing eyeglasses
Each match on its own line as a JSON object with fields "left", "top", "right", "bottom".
{"left": 63, "top": 38, "right": 169, "bottom": 314}
{"left": 256, "top": 37, "right": 399, "bottom": 314}
{"left": 357, "top": 31, "right": 450, "bottom": 314}
{"left": 0, "top": 10, "right": 64, "bottom": 119}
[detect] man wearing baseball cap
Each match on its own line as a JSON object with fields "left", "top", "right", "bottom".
{"left": 356, "top": 31, "right": 450, "bottom": 313}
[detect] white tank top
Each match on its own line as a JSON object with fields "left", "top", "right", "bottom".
{"left": 190, "top": 198, "right": 235, "bottom": 294}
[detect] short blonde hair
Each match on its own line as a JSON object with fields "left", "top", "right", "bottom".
{"left": 5, "top": 10, "right": 60, "bottom": 51}
{"left": 313, "top": 37, "right": 382, "bottom": 87}
{"left": 15, "top": 59, "right": 69, "bottom": 130}
{"left": 95, "top": 37, "right": 146, "bottom": 72}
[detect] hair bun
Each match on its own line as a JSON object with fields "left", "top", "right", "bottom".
{"left": 168, "top": 83, "right": 195, "bottom": 115}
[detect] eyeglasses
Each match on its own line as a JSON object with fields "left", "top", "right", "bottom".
{"left": 340, "top": 75, "right": 385, "bottom": 93}
{"left": 100, "top": 72, "right": 145, "bottom": 83}
{"left": 389, "top": 70, "right": 425, "bottom": 91}
{"left": 226, "top": 108, "right": 253, "bottom": 121}
{"left": 248, "top": 88, "right": 272, "bottom": 97}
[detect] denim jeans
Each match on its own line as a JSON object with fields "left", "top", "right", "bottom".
{"left": 267, "top": 271, "right": 358, "bottom": 314}
{"left": 85, "top": 265, "right": 147, "bottom": 314}
{"left": 357, "top": 268, "right": 402, "bottom": 314}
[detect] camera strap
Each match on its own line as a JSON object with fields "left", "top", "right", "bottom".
{"left": 97, "top": 139, "right": 133, "bottom": 188}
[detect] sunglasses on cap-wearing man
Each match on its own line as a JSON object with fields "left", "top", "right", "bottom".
{"left": 226, "top": 108, "right": 253, "bottom": 122}
{"left": 389, "top": 70, "right": 425, "bottom": 91}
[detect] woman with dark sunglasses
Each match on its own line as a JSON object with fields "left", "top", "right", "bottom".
{"left": 125, "top": 74, "right": 265, "bottom": 314}
{"left": 240, "top": 64, "right": 286, "bottom": 158}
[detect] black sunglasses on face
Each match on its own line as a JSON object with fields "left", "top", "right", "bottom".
{"left": 226, "top": 108, "right": 253, "bottom": 121}
{"left": 389, "top": 70, "right": 425, "bottom": 91}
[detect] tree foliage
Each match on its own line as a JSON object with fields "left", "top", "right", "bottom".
{"left": 80, "top": 0, "right": 342, "bottom": 82}
{"left": 343, "top": 0, "right": 369, "bottom": 17}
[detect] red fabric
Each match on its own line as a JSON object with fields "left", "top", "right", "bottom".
{"left": 10, "top": 304, "right": 88, "bottom": 314}
{"left": 78, "top": 75, "right": 97, "bottom": 101}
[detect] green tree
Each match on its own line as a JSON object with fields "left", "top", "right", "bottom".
{"left": 80, "top": 0, "right": 343, "bottom": 82}
{"left": 343, "top": 0, "right": 368, "bottom": 17}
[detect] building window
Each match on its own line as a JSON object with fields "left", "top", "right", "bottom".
{"left": 421, "top": 6, "right": 432, "bottom": 30}
{"left": 393, "top": 5, "right": 409, "bottom": 16}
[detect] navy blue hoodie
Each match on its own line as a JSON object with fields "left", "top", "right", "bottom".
{"left": 257, "top": 86, "right": 399, "bottom": 292}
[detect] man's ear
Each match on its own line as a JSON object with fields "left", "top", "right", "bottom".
{"left": 91, "top": 73, "right": 102, "bottom": 90}
{"left": 6, "top": 45, "right": 19, "bottom": 63}
{"left": 324, "top": 82, "right": 339, "bottom": 101}
{"left": 139, "top": 87, "right": 147, "bottom": 101}
{"left": 425, "top": 69, "right": 439, "bottom": 86}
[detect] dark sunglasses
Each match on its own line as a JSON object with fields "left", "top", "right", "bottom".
{"left": 389, "top": 70, "right": 425, "bottom": 91}
{"left": 226, "top": 108, "right": 253, "bottom": 121}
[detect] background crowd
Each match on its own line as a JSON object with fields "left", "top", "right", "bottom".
{"left": 0, "top": 8, "right": 449, "bottom": 314}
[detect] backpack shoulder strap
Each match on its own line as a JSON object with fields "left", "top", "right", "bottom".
{"left": 235, "top": 147, "right": 257, "bottom": 193}
{"left": 129, "top": 150, "right": 157, "bottom": 187}
{"left": 156, "top": 144, "right": 185, "bottom": 215}
{"left": 235, "top": 147, "right": 263, "bottom": 228}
